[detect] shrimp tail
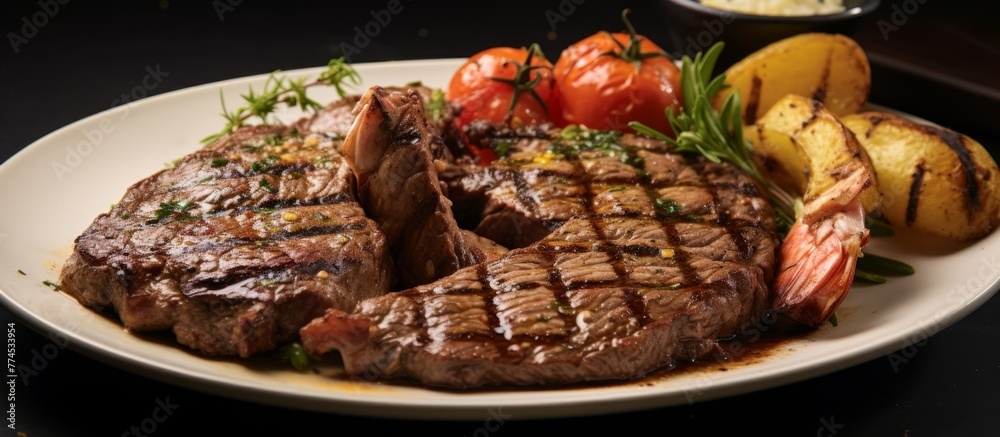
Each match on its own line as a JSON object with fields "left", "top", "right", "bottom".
{"left": 772, "top": 171, "right": 871, "bottom": 327}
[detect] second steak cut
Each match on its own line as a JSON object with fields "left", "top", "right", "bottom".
{"left": 300, "top": 126, "right": 779, "bottom": 388}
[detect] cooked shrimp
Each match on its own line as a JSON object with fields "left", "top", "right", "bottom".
{"left": 771, "top": 170, "right": 871, "bottom": 327}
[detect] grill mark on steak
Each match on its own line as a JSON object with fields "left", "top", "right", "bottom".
{"left": 511, "top": 170, "right": 543, "bottom": 221}
{"left": 569, "top": 238, "right": 661, "bottom": 327}
{"left": 133, "top": 216, "right": 369, "bottom": 260}
{"left": 252, "top": 192, "right": 355, "bottom": 210}
{"left": 659, "top": 223, "right": 688, "bottom": 286}
{"left": 541, "top": 249, "right": 573, "bottom": 336}
{"left": 266, "top": 221, "right": 369, "bottom": 240}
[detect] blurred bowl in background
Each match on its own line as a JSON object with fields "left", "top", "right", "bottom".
{"left": 656, "top": 0, "right": 881, "bottom": 69}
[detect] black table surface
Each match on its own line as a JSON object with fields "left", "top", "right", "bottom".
{"left": 1, "top": 1, "right": 998, "bottom": 436}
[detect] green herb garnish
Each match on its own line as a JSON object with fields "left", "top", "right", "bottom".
{"left": 280, "top": 342, "right": 310, "bottom": 371}
{"left": 42, "top": 280, "right": 61, "bottom": 291}
{"left": 655, "top": 198, "right": 682, "bottom": 216}
{"left": 259, "top": 178, "right": 277, "bottom": 194}
{"left": 628, "top": 42, "right": 795, "bottom": 230}
{"left": 853, "top": 269, "right": 888, "bottom": 284}
{"left": 653, "top": 283, "right": 683, "bottom": 290}
{"left": 865, "top": 215, "right": 895, "bottom": 238}
{"left": 494, "top": 142, "right": 513, "bottom": 158}
{"left": 209, "top": 158, "right": 229, "bottom": 168}
{"left": 550, "top": 300, "right": 575, "bottom": 316}
{"left": 250, "top": 156, "right": 279, "bottom": 174}
{"left": 425, "top": 87, "right": 447, "bottom": 122}
{"left": 151, "top": 199, "right": 197, "bottom": 223}
{"left": 549, "top": 125, "right": 644, "bottom": 168}
{"left": 202, "top": 57, "right": 361, "bottom": 144}
{"left": 856, "top": 252, "right": 915, "bottom": 278}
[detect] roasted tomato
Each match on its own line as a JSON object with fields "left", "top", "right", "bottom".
{"left": 552, "top": 9, "right": 681, "bottom": 135}
{"left": 446, "top": 44, "right": 558, "bottom": 132}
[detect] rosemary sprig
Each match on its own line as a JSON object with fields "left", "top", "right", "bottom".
{"left": 856, "top": 252, "right": 915, "bottom": 282}
{"left": 629, "top": 42, "right": 796, "bottom": 230}
{"left": 201, "top": 57, "right": 361, "bottom": 144}
{"left": 865, "top": 214, "right": 896, "bottom": 238}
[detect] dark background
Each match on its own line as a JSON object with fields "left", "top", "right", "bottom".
{"left": 1, "top": 1, "right": 998, "bottom": 435}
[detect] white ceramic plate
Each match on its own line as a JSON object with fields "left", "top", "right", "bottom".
{"left": 1, "top": 59, "right": 998, "bottom": 420}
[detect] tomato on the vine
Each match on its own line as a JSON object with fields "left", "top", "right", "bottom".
{"left": 446, "top": 45, "right": 558, "bottom": 134}
{"left": 552, "top": 9, "right": 681, "bottom": 136}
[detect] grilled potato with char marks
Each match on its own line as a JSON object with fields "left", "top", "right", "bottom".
{"left": 746, "top": 94, "right": 882, "bottom": 215}
{"left": 842, "top": 112, "right": 1000, "bottom": 241}
{"left": 713, "top": 33, "right": 871, "bottom": 126}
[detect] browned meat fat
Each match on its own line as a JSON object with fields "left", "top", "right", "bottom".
{"left": 59, "top": 125, "right": 393, "bottom": 357}
{"left": 339, "top": 86, "right": 505, "bottom": 288}
{"left": 300, "top": 127, "right": 779, "bottom": 388}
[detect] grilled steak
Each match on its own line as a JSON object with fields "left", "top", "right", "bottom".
{"left": 59, "top": 125, "right": 393, "bottom": 357}
{"left": 300, "top": 126, "right": 778, "bottom": 388}
{"left": 340, "top": 86, "right": 504, "bottom": 288}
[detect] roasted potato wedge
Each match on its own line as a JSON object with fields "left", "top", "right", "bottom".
{"left": 842, "top": 112, "right": 1000, "bottom": 241}
{"left": 745, "top": 120, "right": 808, "bottom": 197}
{"left": 714, "top": 33, "right": 871, "bottom": 125}
{"left": 746, "top": 94, "right": 881, "bottom": 214}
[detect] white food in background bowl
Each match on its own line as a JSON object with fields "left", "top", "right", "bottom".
{"left": 700, "top": 0, "right": 846, "bottom": 16}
